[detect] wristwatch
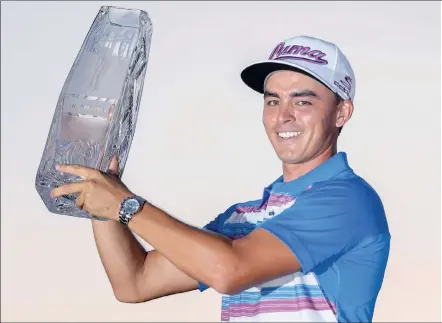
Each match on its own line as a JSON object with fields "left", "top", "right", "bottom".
{"left": 118, "top": 195, "right": 146, "bottom": 226}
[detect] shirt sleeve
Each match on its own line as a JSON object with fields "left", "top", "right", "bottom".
{"left": 336, "top": 232, "right": 390, "bottom": 322}
{"left": 198, "top": 203, "right": 238, "bottom": 292}
{"left": 259, "top": 181, "right": 387, "bottom": 274}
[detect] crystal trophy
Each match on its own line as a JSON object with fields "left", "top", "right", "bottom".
{"left": 35, "top": 6, "right": 153, "bottom": 220}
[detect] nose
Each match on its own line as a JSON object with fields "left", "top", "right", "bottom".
{"left": 276, "top": 101, "right": 295, "bottom": 124}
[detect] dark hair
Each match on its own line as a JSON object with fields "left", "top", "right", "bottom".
{"left": 335, "top": 93, "right": 343, "bottom": 135}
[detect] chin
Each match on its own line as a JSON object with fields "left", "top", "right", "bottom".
{"left": 277, "top": 153, "right": 305, "bottom": 165}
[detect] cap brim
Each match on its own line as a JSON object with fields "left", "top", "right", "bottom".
{"left": 240, "top": 60, "right": 331, "bottom": 94}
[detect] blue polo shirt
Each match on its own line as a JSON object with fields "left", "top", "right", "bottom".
{"left": 199, "top": 152, "right": 390, "bottom": 322}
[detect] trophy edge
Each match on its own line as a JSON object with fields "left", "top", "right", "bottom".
{"left": 99, "top": 11, "right": 153, "bottom": 178}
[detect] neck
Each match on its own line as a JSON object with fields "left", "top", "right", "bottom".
{"left": 282, "top": 144, "right": 337, "bottom": 182}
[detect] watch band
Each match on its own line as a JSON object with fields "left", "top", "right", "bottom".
{"left": 118, "top": 213, "right": 131, "bottom": 226}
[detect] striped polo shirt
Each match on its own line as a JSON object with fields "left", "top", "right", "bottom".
{"left": 198, "top": 152, "right": 390, "bottom": 322}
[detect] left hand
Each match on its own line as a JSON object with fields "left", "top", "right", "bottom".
{"left": 51, "top": 155, "right": 133, "bottom": 221}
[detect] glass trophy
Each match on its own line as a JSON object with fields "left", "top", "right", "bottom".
{"left": 35, "top": 6, "right": 153, "bottom": 220}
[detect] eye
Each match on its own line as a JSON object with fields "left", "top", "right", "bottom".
{"left": 296, "top": 100, "right": 312, "bottom": 107}
{"left": 266, "top": 100, "right": 279, "bottom": 106}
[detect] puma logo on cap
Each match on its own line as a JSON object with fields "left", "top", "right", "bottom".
{"left": 268, "top": 41, "right": 328, "bottom": 65}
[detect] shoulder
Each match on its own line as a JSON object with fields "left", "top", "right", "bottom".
{"left": 293, "top": 171, "right": 389, "bottom": 235}
{"left": 304, "top": 170, "right": 383, "bottom": 208}
{"left": 307, "top": 167, "right": 379, "bottom": 195}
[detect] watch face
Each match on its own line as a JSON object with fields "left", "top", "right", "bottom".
{"left": 123, "top": 198, "right": 140, "bottom": 214}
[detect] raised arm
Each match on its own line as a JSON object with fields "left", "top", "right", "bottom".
{"left": 51, "top": 159, "right": 302, "bottom": 296}
{"left": 91, "top": 219, "right": 199, "bottom": 303}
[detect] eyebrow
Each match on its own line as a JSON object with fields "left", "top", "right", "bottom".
{"left": 263, "top": 90, "right": 320, "bottom": 99}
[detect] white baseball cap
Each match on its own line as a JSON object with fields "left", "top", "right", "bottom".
{"left": 240, "top": 35, "right": 356, "bottom": 101}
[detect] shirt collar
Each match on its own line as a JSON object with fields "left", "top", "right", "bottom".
{"left": 264, "top": 152, "right": 352, "bottom": 196}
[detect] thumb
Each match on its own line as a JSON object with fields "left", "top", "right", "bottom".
{"left": 107, "top": 154, "right": 119, "bottom": 175}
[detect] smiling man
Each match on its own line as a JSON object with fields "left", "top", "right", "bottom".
{"left": 52, "top": 35, "right": 391, "bottom": 322}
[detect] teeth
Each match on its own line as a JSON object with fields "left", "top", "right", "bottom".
{"left": 278, "top": 131, "right": 301, "bottom": 138}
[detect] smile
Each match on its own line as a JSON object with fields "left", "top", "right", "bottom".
{"left": 278, "top": 131, "right": 302, "bottom": 139}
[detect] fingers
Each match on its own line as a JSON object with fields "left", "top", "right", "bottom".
{"left": 107, "top": 154, "right": 119, "bottom": 175}
{"left": 56, "top": 164, "right": 98, "bottom": 179}
{"left": 75, "top": 193, "right": 85, "bottom": 209}
{"left": 51, "top": 181, "right": 87, "bottom": 198}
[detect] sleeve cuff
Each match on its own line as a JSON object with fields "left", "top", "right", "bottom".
{"left": 198, "top": 281, "right": 210, "bottom": 292}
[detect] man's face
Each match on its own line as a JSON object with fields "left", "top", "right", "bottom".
{"left": 263, "top": 70, "right": 345, "bottom": 165}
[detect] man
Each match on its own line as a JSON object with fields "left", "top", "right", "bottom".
{"left": 51, "top": 35, "right": 391, "bottom": 322}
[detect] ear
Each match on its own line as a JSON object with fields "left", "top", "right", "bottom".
{"left": 336, "top": 100, "right": 354, "bottom": 128}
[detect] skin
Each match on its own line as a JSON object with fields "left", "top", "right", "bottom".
{"left": 263, "top": 71, "right": 353, "bottom": 182}
{"left": 51, "top": 70, "right": 354, "bottom": 302}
